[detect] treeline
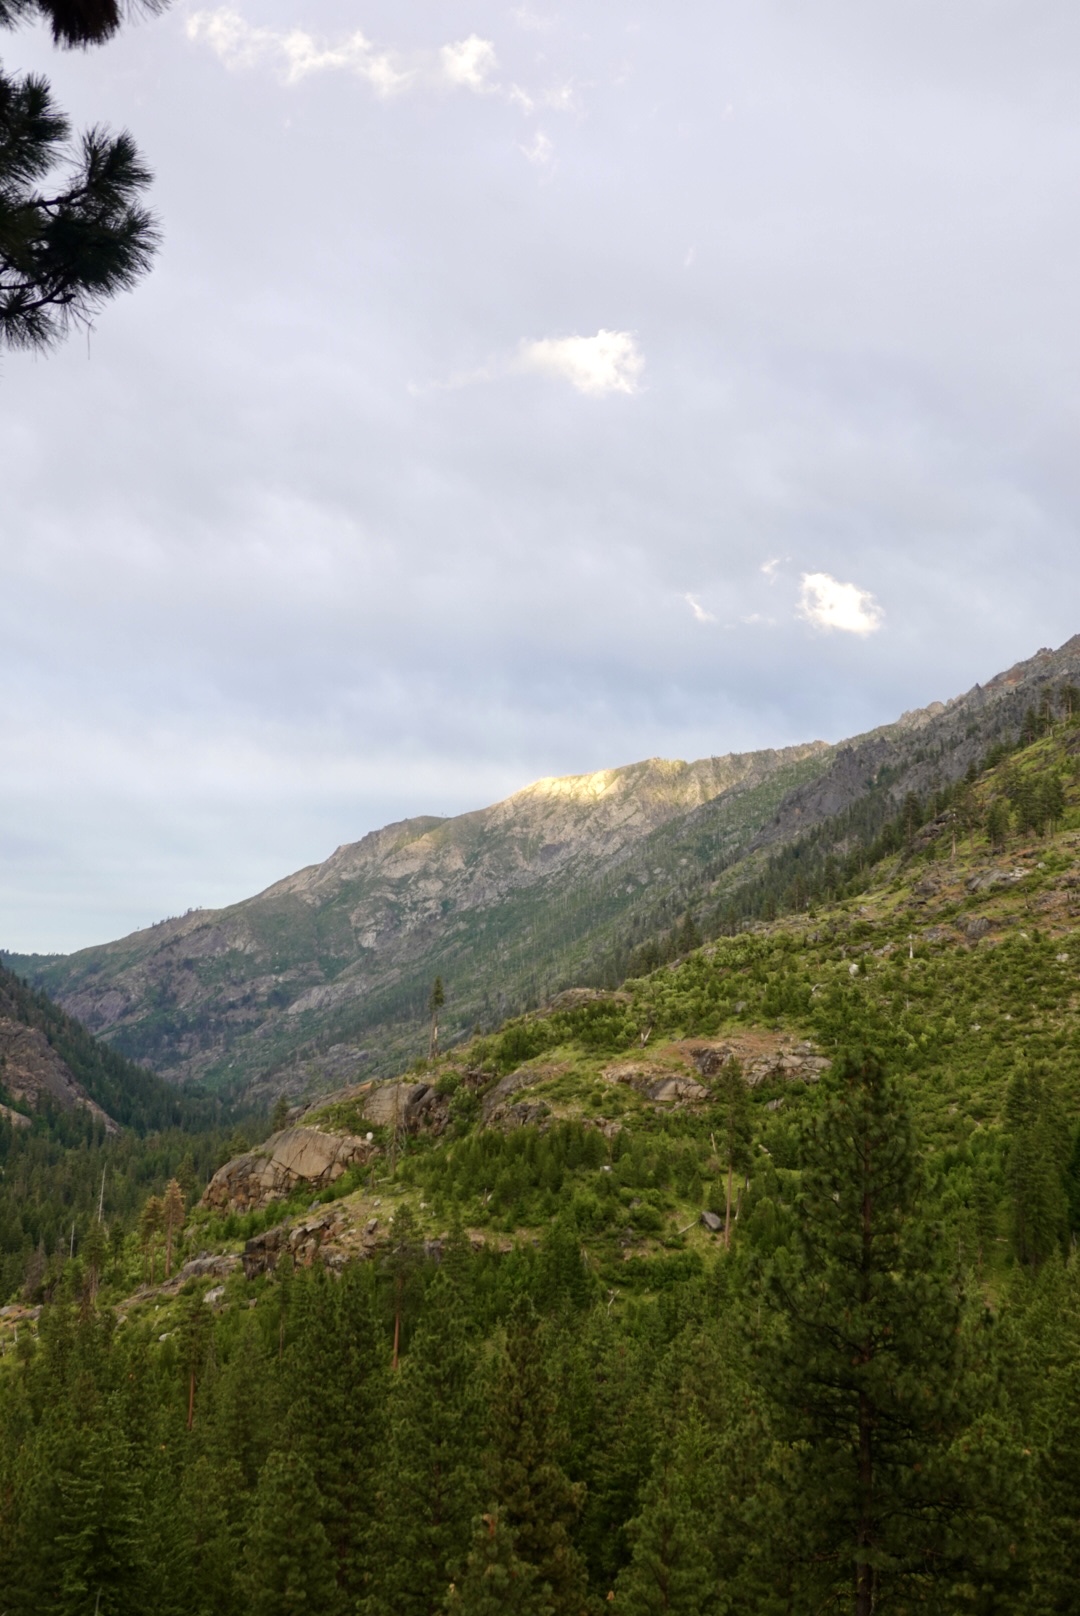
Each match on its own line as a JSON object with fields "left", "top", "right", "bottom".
{"left": 3, "top": 1048, "right": 1080, "bottom": 1613}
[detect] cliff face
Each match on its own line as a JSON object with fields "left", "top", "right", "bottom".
{"left": 12, "top": 634, "right": 1080, "bottom": 1101}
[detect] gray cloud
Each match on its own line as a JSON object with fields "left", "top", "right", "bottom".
{"left": 2, "top": 0, "right": 1080, "bottom": 950}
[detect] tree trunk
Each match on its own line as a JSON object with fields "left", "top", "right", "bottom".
{"left": 724, "top": 1159, "right": 734, "bottom": 1251}
{"left": 855, "top": 1387, "right": 874, "bottom": 1616}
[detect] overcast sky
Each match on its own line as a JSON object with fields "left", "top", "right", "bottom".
{"left": 3, "top": 0, "right": 1080, "bottom": 953}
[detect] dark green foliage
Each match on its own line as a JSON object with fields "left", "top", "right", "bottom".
{"left": 365, "top": 1268, "right": 486, "bottom": 1616}
{"left": 283, "top": 1265, "right": 386, "bottom": 1611}
{"left": 241, "top": 1449, "right": 337, "bottom": 1616}
{"left": 1005, "top": 1068, "right": 1069, "bottom": 1268}
{"left": 0, "top": 70, "right": 157, "bottom": 352}
{"left": 759, "top": 1048, "right": 976, "bottom": 1614}
{"left": 472, "top": 1307, "right": 590, "bottom": 1615}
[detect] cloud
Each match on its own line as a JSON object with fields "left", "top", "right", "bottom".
{"left": 761, "top": 557, "right": 782, "bottom": 582}
{"left": 519, "top": 130, "right": 555, "bottom": 168}
{"left": 797, "top": 573, "right": 884, "bottom": 636}
{"left": 186, "top": 10, "right": 496, "bottom": 96}
{"left": 684, "top": 594, "right": 715, "bottom": 623}
{"left": 439, "top": 35, "right": 498, "bottom": 91}
{"left": 516, "top": 330, "right": 644, "bottom": 396}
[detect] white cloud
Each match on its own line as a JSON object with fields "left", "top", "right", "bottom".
{"left": 186, "top": 11, "right": 497, "bottom": 96}
{"left": 439, "top": 35, "right": 498, "bottom": 91}
{"left": 797, "top": 572, "right": 884, "bottom": 636}
{"left": 519, "top": 130, "right": 555, "bottom": 168}
{"left": 761, "top": 556, "right": 782, "bottom": 582}
{"left": 684, "top": 593, "right": 715, "bottom": 623}
{"left": 516, "top": 329, "right": 644, "bottom": 396}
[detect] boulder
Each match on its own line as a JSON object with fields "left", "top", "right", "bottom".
{"left": 241, "top": 1207, "right": 349, "bottom": 1279}
{"left": 643, "top": 1076, "right": 708, "bottom": 1104}
{"left": 700, "top": 1210, "right": 724, "bottom": 1234}
{"left": 965, "top": 868, "right": 1024, "bottom": 894}
{"left": 178, "top": 1251, "right": 241, "bottom": 1281}
{"left": 362, "top": 1081, "right": 435, "bottom": 1129}
{"left": 482, "top": 1068, "right": 541, "bottom": 1122}
{"left": 200, "top": 1127, "right": 374, "bottom": 1213}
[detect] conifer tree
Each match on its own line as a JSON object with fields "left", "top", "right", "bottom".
{"left": 468, "top": 1305, "right": 590, "bottom": 1616}
{"left": 138, "top": 1194, "right": 163, "bottom": 1284}
{"left": 242, "top": 1448, "right": 337, "bottom": 1616}
{"left": 174, "top": 1452, "right": 247, "bottom": 1616}
{"left": 0, "top": 0, "right": 162, "bottom": 351}
{"left": 445, "top": 1508, "right": 542, "bottom": 1616}
{"left": 712, "top": 1058, "right": 752, "bottom": 1250}
{"left": 282, "top": 1264, "right": 387, "bottom": 1612}
{"left": 386, "top": 1201, "right": 424, "bottom": 1370}
{"left": 366, "top": 1267, "right": 487, "bottom": 1616}
{"left": 760, "top": 1046, "right": 974, "bottom": 1615}
{"left": 162, "top": 1177, "right": 185, "bottom": 1279}
{"left": 613, "top": 1414, "right": 719, "bottom": 1616}
{"left": 1005, "top": 1068, "right": 1068, "bottom": 1269}
{"left": 429, "top": 976, "right": 446, "bottom": 1060}
{"left": 986, "top": 796, "right": 1011, "bottom": 852}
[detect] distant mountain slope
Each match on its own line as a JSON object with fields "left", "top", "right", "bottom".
{"left": 6, "top": 747, "right": 830, "bottom": 1095}
{"left": 0, "top": 960, "right": 225, "bottom": 1134}
{"left": 10, "top": 634, "right": 1080, "bottom": 1102}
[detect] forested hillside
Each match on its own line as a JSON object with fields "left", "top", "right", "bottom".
{"left": 0, "top": 961, "right": 261, "bottom": 1304}
{"left": 5, "top": 689, "right": 1080, "bottom": 1610}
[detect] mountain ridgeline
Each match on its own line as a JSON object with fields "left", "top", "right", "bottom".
{"left": 8, "top": 635, "right": 1080, "bottom": 1102}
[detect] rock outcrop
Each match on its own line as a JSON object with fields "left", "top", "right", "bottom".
{"left": 601, "top": 1063, "right": 709, "bottom": 1104}
{"left": 200, "top": 1126, "right": 375, "bottom": 1213}
{"left": 0, "top": 1017, "right": 118, "bottom": 1133}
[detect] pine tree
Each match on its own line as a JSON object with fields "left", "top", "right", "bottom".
{"left": 385, "top": 1201, "right": 424, "bottom": 1370}
{"left": 445, "top": 1509, "right": 542, "bottom": 1616}
{"left": 0, "top": 0, "right": 161, "bottom": 351}
{"left": 366, "top": 1268, "right": 487, "bottom": 1616}
{"left": 241, "top": 1449, "right": 337, "bottom": 1616}
{"left": 174, "top": 1452, "right": 247, "bottom": 1616}
{"left": 429, "top": 976, "right": 446, "bottom": 1060}
{"left": 1005, "top": 1068, "right": 1068, "bottom": 1269}
{"left": 470, "top": 1306, "right": 590, "bottom": 1616}
{"left": 986, "top": 796, "right": 1011, "bottom": 852}
{"left": 760, "top": 1046, "right": 974, "bottom": 1615}
{"left": 138, "top": 1194, "right": 164, "bottom": 1285}
{"left": 162, "top": 1178, "right": 185, "bottom": 1279}
{"left": 712, "top": 1058, "right": 752, "bottom": 1250}
{"left": 282, "top": 1264, "right": 387, "bottom": 1613}
{"left": 613, "top": 1414, "right": 719, "bottom": 1616}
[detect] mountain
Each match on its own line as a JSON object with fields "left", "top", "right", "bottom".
{"left": 9, "top": 634, "right": 1080, "bottom": 1101}
{"left": 6, "top": 667, "right": 1080, "bottom": 1614}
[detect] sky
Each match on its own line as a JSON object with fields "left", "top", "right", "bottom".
{"left": 3, "top": 0, "right": 1080, "bottom": 953}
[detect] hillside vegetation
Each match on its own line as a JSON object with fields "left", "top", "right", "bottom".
{"left": 5, "top": 691, "right": 1080, "bottom": 1611}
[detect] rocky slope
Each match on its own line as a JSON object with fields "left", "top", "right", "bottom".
{"left": 10, "top": 634, "right": 1080, "bottom": 1102}
{"left": 0, "top": 1017, "right": 118, "bottom": 1134}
